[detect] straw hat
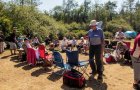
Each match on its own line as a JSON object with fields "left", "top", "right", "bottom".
{"left": 89, "top": 20, "right": 97, "bottom": 26}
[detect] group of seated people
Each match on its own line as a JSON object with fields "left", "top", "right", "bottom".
{"left": 48, "top": 36, "right": 89, "bottom": 54}
{"left": 17, "top": 35, "right": 90, "bottom": 67}
{"left": 103, "top": 27, "right": 132, "bottom": 64}
{"left": 17, "top": 33, "right": 132, "bottom": 67}
{"left": 104, "top": 40, "right": 131, "bottom": 64}
{"left": 17, "top": 36, "right": 54, "bottom": 67}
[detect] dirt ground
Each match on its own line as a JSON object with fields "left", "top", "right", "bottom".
{"left": 0, "top": 48, "right": 134, "bottom": 90}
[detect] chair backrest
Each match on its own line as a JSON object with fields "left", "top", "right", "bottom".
{"left": 27, "top": 48, "right": 36, "bottom": 65}
{"left": 66, "top": 50, "right": 79, "bottom": 66}
{"left": 38, "top": 45, "right": 46, "bottom": 59}
{"left": 53, "top": 51, "right": 64, "bottom": 68}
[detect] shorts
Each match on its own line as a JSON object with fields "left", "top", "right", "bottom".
{"left": 9, "top": 42, "right": 17, "bottom": 49}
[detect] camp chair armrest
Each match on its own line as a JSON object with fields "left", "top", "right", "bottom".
{"left": 79, "top": 60, "right": 89, "bottom": 62}
{"left": 53, "top": 60, "right": 63, "bottom": 63}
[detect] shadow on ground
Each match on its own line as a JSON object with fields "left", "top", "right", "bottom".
{"left": 0, "top": 55, "right": 12, "bottom": 59}
{"left": 31, "top": 68, "right": 52, "bottom": 77}
{"left": 14, "top": 61, "right": 27, "bottom": 68}
{"left": 10, "top": 55, "right": 19, "bottom": 62}
{"left": 47, "top": 70, "right": 63, "bottom": 82}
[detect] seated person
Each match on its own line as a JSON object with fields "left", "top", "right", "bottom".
{"left": 71, "top": 37, "right": 77, "bottom": 50}
{"left": 115, "top": 27, "right": 125, "bottom": 41}
{"left": 38, "top": 43, "right": 53, "bottom": 67}
{"left": 32, "top": 37, "right": 40, "bottom": 46}
{"left": 77, "top": 37, "right": 86, "bottom": 53}
{"left": 113, "top": 41, "right": 129, "bottom": 61}
{"left": 83, "top": 37, "right": 89, "bottom": 54}
{"left": 24, "top": 38, "right": 40, "bottom": 60}
{"left": 53, "top": 39, "right": 59, "bottom": 47}
{"left": 45, "top": 36, "right": 51, "bottom": 45}
{"left": 49, "top": 43, "right": 55, "bottom": 51}
{"left": 61, "top": 37, "right": 68, "bottom": 52}
{"left": 17, "top": 38, "right": 24, "bottom": 49}
{"left": 67, "top": 39, "right": 72, "bottom": 50}
{"left": 24, "top": 38, "right": 32, "bottom": 48}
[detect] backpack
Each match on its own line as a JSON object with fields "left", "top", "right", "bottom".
{"left": 63, "top": 69, "right": 86, "bottom": 88}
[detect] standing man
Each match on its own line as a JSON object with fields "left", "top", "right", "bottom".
{"left": 88, "top": 20, "right": 104, "bottom": 81}
{"left": 9, "top": 27, "right": 17, "bottom": 55}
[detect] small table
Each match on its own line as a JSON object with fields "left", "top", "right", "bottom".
{"left": 17, "top": 48, "right": 25, "bottom": 59}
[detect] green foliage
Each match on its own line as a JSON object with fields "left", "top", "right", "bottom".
{"left": 104, "top": 31, "right": 113, "bottom": 39}
{"left": 1, "top": 0, "right": 140, "bottom": 41}
{"left": 71, "top": 30, "right": 87, "bottom": 39}
{"left": 0, "top": 1, "right": 68, "bottom": 40}
{"left": 106, "top": 18, "right": 132, "bottom": 34}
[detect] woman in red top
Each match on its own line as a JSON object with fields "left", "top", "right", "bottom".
{"left": 131, "top": 33, "right": 140, "bottom": 90}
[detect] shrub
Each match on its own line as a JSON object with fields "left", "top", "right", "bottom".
{"left": 104, "top": 31, "right": 113, "bottom": 39}
{"left": 106, "top": 18, "right": 132, "bottom": 34}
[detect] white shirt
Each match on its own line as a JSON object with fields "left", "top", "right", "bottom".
{"left": 115, "top": 32, "right": 125, "bottom": 41}
{"left": 71, "top": 39, "right": 77, "bottom": 45}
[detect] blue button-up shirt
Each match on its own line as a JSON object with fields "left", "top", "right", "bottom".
{"left": 88, "top": 28, "right": 104, "bottom": 45}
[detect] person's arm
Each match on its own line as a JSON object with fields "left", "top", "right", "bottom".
{"left": 115, "top": 32, "right": 118, "bottom": 39}
{"left": 101, "top": 30, "right": 105, "bottom": 59}
{"left": 138, "top": 38, "right": 140, "bottom": 57}
{"left": 101, "top": 30, "right": 105, "bottom": 53}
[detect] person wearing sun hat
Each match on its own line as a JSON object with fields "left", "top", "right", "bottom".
{"left": 88, "top": 20, "right": 105, "bottom": 81}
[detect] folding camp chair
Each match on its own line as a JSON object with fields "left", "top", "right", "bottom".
{"left": 52, "top": 51, "right": 70, "bottom": 75}
{"left": 38, "top": 45, "right": 53, "bottom": 66}
{"left": 65, "top": 50, "right": 89, "bottom": 77}
{"left": 122, "top": 41, "right": 132, "bottom": 61}
{"left": 123, "top": 41, "right": 131, "bottom": 50}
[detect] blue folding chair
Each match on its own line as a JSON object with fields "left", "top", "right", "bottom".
{"left": 65, "top": 50, "right": 89, "bottom": 77}
{"left": 52, "top": 51, "right": 70, "bottom": 75}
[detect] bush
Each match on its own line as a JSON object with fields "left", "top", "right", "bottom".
{"left": 106, "top": 18, "right": 132, "bottom": 34}
{"left": 104, "top": 31, "right": 113, "bottom": 39}
{"left": 72, "top": 30, "right": 87, "bottom": 39}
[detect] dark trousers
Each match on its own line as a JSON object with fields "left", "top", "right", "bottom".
{"left": 89, "top": 45, "right": 103, "bottom": 75}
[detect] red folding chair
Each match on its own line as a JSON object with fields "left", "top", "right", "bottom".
{"left": 123, "top": 41, "right": 131, "bottom": 49}
{"left": 38, "top": 45, "right": 53, "bottom": 66}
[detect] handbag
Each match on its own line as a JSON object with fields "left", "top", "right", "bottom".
{"left": 63, "top": 69, "right": 86, "bottom": 88}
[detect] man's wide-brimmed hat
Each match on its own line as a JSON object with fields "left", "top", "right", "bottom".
{"left": 89, "top": 20, "right": 97, "bottom": 26}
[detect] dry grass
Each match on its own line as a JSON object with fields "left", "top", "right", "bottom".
{"left": 0, "top": 40, "right": 135, "bottom": 90}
